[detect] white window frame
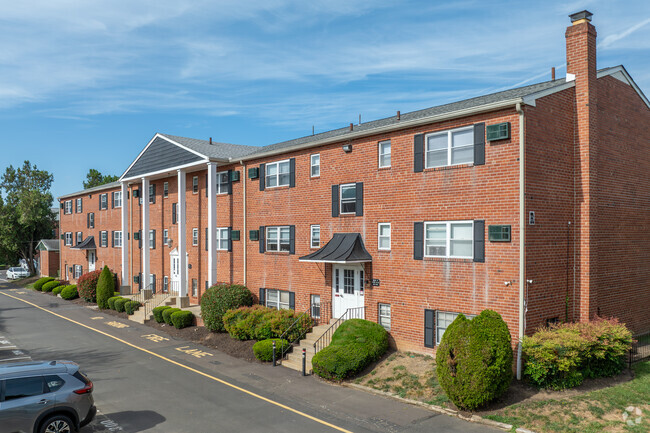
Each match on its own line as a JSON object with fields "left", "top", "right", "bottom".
{"left": 100, "top": 231, "right": 108, "bottom": 247}
{"left": 425, "top": 125, "right": 474, "bottom": 169}
{"left": 436, "top": 311, "right": 476, "bottom": 345}
{"left": 378, "top": 223, "right": 391, "bottom": 251}
{"left": 114, "top": 231, "right": 123, "bottom": 248}
{"left": 76, "top": 198, "right": 82, "bottom": 213}
{"left": 149, "top": 230, "right": 155, "bottom": 249}
{"left": 64, "top": 232, "right": 73, "bottom": 246}
{"left": 76, "top": 232, "right": 83, "bottom": 245}
{"left": 100, "top": 194, "right": 108, "bottom": 210}
{"left": 310, "top": 225, "right": 320, "bottom": 249}
{"left": 216, "top": 228, "right": 229, "bottom": 250}
{"left": 310, "top": 154, "right": 320, "bottom": 178}
{"left": 378, "top": 140, "right": 391, "bottom": 168}
{"left": 163, "top": 229, "right": 169, "bottom": 246}
{"left": 192, "top": 176, "right": 199, "bottom": 194}
{"left": 266, "top": 289, "right": 290, "bottom": 310}
{"left": 163, "top": 182, "right": 169, "bottom": 198}
{"left": 340, "top": 183, "right": 357, "bottom": 215}
{"left": 163, "top": 276, "right": 169, "bottom": 292}
{"left": 74, "top": 265, "right": 82, "bottom": 279}
{"left": 265, "top": 226, "right": 290, "bottom": 252}
{"left": 192, "top": 279, "right": 198, "bottom": 296}
{"left": 148, "top": 184, "right": 155, "bottom": 204}
{"left": 64, "top": 201, "right": 72, "bottom": 215}
{"left": 311, "top": 294, "right": 321, "bottom": 318}
{"left": 216, "top": 171, "right": 229, "bottom": 194}
{"left": 113, "top": 191, "right": 122, "bottom": 208}
{"left": 192, "top": 228, "right": 198, "bottom": 246}
{"left": 379, "top": 303, "right": 391, "bottom": 331}
{"left": 89, "top": 213, "right": 95, "bottom": 228}
{"left": 265, "top": 159, "right": 290, "bottom": 188}
{"left": 424, "top": 220, "right": 474, "bottom": 259}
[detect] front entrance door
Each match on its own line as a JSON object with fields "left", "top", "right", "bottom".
{"left": 169, "top": 248, "right": 188, "bottom": 295}
{"left": 88, "top": 251, "right": 96, "bottom": 272}
{"left": 332, "top": 265, "right": 365, "bottom": 319}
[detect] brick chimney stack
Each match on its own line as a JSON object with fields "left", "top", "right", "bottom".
{"left": 566, "top": 10, "right": 598, "bottom": 321}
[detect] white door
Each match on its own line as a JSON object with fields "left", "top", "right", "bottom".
{"left": 169, "top": 249, "right": 188, "bottom": 295}
{"left": 332, "top": 265, "right": 365, "bottom": 319}
{"left": 88, "top": 251, "right": 96, "bottom": 272}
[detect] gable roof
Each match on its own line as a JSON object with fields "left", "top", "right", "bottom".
{"left": 36, "top": 239, "right": 60, "bottom": 251}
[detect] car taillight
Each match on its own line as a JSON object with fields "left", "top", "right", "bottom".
{"left": 73, "top": 380, "right": 93, "bottom": 394}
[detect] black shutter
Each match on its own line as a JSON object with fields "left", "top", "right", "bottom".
{"left": 355, "top": 182, "right": 363, "bottom": 216}
{"left": 414, "top": 134, "right": 424, "bottom": 172}
{"left": 413, "top": 222, "right": 424, "bottom": 260}
{"left": 153, "top": 274, "right": 156, "bottom": 293}
{"left": 227, "top": 170, "right": 233, "bottom": 195}
{"left": 424, "top": 309, "right": 435, "bottom": 348}
{"left": 152, "top": 184, "right": 156, "bottom": 204}
{"left": 111, "top": 192, "right": 114, "bottom": 209}
{"left": 474, "top": 123, "right": 485, "bottom": 166}
{"left": 205, "top": 228, "right": 208, "bottom": 251}
{"left": 289, "top": 225, "right": 295, "bottom": 254}
{"left": 228, "top": 226, "right": 233, "bottom": 252}
{"left": 99, "top": 195, "right": 101, "bottom": 210}
{"left": 331, "top": 185, "right": 339, "bottom": 217}
{"left": 259, "top": 164, "right": 265, "bottom": 191}
{"left": 205, "top": 174, "right": 208, "bottom": 197}
{"left": 259, "top": 288, "right": 266, "bottom": 306}
{"left": 152, "top": 229, "right": 156, "bottom": 249}
{"left": 79, "top": 199, "right": 82, "bottom": 213}
{"left": 87, "top": 213, "right": 90, "bottom": 229}
{"left": 111, "top": 231, "right": 115, "bottom": 247}
{"left": 259, "top": 226, "right": 265, "bottom": 253}
{"left": 138, "top": 230, "right": 142, "bottom": 249}
{"left": 172, "top": 203, "right": 177, "bottom": 224}
{"left": 289, "top": 291, "right": 295, "bottom": 310}
{"left": 473, "top": 220, "right": 485, "bottom": 262}
{"left": 289, "top": 158, "right": 296, "bottom": 188}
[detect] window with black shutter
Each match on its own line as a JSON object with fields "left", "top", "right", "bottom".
{"left": 413, "top": 222, "right": 424, "bottom": 260}
{"left": 259, "top": 164, "right": 265, "bottom": 191}
{"left": 473, "top": 220, "right": 485, "bottom": 262}
{"left": 424, "top": 309, "right": 435, "bottom": 348}
{"left": 259, "top": 226, "right": 265, "bottom": 253}
{"left": 259, "top": 288, "right": 266, "bottom": 305}
{"left": 289, "top": 225, "right": 295, "bottom": 254}
{"left": 172, "top": 203, "right": 177, "bottom": 224}
{"left": 331, "top": 185, "right": 339, "bottom": 217}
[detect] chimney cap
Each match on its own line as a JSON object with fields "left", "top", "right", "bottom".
{"left": 569, "top": 10, "right": 593, "bottom": 23}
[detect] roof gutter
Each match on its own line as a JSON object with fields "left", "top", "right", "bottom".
{"left": 232, "top": 98, "right": 524, "bottom": 162}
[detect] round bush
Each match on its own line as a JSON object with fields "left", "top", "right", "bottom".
{"left": 171, "top": 311, "right": 195, "bottom": 329}
{"left": 60, "top": 285, "right": 78, "bottom": 300}
{"left": 124, "top": 300, "right": 141, "bottom": 315}
{"left": 107, "top": 296, "right": 121, "bottom": 310}
{"left": 162, "top": 308, "right": 181, "bottom": 326}
{"left": 253, "top": 339, "right": 290, "bottom": 362}
{"left": 153, "top": 306, "right": 172, "bottom": 323}
{"left": 436, "top": 310, "right": 513, "bottom": 411}
{"left": 114, "top": 298, "right": 129, "bottom": 313}
{"left": 34, "top": 277, "right": 54, "bottom": 291}
{"left": 52, "top": 286, "right": 64, "bottom": 296}
{"left": 200, "top": 284, "right": 253, "bottom": 332}
{"left": 41, "top": 280, "right": 61, "bottom": 292}
{"left": 312, "top": 319, "right": 388, "bottom": 381}
{"left": 96, "top": 266, "right": 114, "bottom": 309}
{"left": 77, "top": 270, "right": 102, "bottom": 302}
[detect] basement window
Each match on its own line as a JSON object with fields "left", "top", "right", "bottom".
{"left": 436, "top": 311, "right": 476, "bottom": 345}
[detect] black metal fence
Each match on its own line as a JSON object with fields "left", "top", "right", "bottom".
{"left": 629, "top": 333, "right": 650, "bottom": 368}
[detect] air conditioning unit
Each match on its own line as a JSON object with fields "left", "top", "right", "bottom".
{"left": 486, "top": 122, "right": 510, "bottom": 141}
{"left": 133, "top": 232, "right": 140, "bottom": 240}
{"left": 248, "top": 167, "right": 259, "bottom": 179}
{"left": 230, "top": 170, "right": 240, "bottom": 182}
{"left": 230, "top": 230, "right": 240, "bottom": 241}
{"left": 249, "top": 230, "right": 259, "bottom": 241}
{"left": 426, "top": 246, "right": 445, "bottom": 256}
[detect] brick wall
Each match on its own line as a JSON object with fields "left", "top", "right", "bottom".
{"left": 39, "top": 250, "right": 60, "bottom": 278}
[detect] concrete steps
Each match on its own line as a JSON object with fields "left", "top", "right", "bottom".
{"left": 128, "top": 295, "right": 177, "bottom": 324}
{"left": 281, "top": 319, "right": 342, "bottom": 373}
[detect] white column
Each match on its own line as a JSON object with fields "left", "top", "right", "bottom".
{"left": 141, "top": 177, "right": 150, "bottom": 291}
{"left": 120, "top": 182, "right": 129, "bottom": 288}
{"left": 207, "top": 162, "right": 217, "bottom": 286}
{"left": 177, "top": 169, "right": 187, "bottom": 297}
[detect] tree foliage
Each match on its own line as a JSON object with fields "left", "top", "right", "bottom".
{"left": 83, "top": 169, "right": 118, "bottom": 189}
{"left": 0, "top": 161, "right": 55, "bottom": 272}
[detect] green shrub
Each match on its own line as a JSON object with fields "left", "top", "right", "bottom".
{"left": 96, "top": 266, "right": 114, "bottom": 309}
{"left": 153, "top": 306, "right": 172, "bottom": 323}
{"left": 436, "top": 310, "right": 513, "bottom": 410}
{"left": 522, "top": 317, "right": 632, "bottom": 390}
{"left": 41, "top": 280, "right": 61, "bottom": 292}
{"left": 253, "top": 339, "right": 290, "bottom": 362}
{"left": 124, "top": 300, "right": 141, "bottom": 315}
{"left": 34, "top": 277, "right": 55, "bottom": 291}
{"left": 60, "top": 285, "right": 78, "bottom": 300}
{"left": 171, "top": 311, "right": 195, "bottom": 329}
{"left": 107, "top": 296, "right": 121, "bottom": 310}
{"left": 114, "top": 298, "right": 129, "bottom": 313}
{"left": 200, "top": 284, "right": 253, "bottom": 332}
{"left": 312, "top": 319, "right": 388, "bottom": 381}
{"left": 77, "top": 270, "right": 102, "bottom": 302}
{"left": 223, "top": 306, "right": 312, "bottom": 341}
{"left": 163, "top": 308, "right": 181, "bottom": 326}
{"left": 52, "top": 286, "right": 64, "bottom": 295}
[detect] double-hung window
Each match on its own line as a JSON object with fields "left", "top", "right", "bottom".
{"left": 310, "top": 225, "right": 320, "bottom": 248}
{"left": 436, "top": 311, "right": 476, "bottom": 345}
{"left": 163, "top": 229, "right": 169, "bottom": 246}
{"left": 100, "top": 231, "right": 108, "bottom": 247}
{"left": 149, "top": 230, "right": 155, "bottom": 249}
{"left": 76, "top": 232, "right": 83, "bottom": 245}
{"left": 114, "top": 231, "right": 122, "bottom": 248}
{"left": 88, "top": 213, "right": 95, "bottom": 228}
{"left": 310, "top": 154, "right": 320, "bottom": 177}
{"left": 192, "top": 176, "right": 199, "bottom": 194}
{"left": 266, "top": 226, "right": 290, "bottom": 252}
{"left": 64, "top": 232, "right": 73, "bottom": 246}
{"left": 74, "top": 265, "right": 82, "bottom": 279}
{"left": 265, "top": 160, "right": 290, "bottom": 188}
{"left": 424, "top": 221, "right": 473, "bottom": 259}
{"left": 378, "top": 223, "right": 391, "bottom": 250}
{"left": 76, "top": 198, "right": 82, "bottom": 213}
{"left": 216, "top": 171, "right": 229, "bottom": 194}
{"left": 340, "top": 183, "right": 357, "bottom": 214}
{"left": 378, "top": 304, "right": 391, "bottom": 330}
{"left": 217, "top": 228, "right": 229, "bottom": 250}
{"left": 425, "top": 126, "right": 474, "bottom": 168}
{"left": 149, "top": 185, "right": 155, "bottom": 203}
{"left": 163, "top": 182, "right": 169, "bottom": 198}
{"left": 192, "top": 228, "right": 198, "bottom": 246}
{"left": 100, "top": 194, "right": 108, "bottom": 210}
{"left": 113, "top": 191, "right": 122, "bottom": 208}
{"left": 266, "top": 289, "right": 290, "bottom": 310}
{"left": 64, "top": 200, "right": 72, "bottom": 214}
{"left": 378, "top": 140, "right": 391, "bottom": 168}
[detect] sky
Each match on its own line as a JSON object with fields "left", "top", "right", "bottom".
{"left": 1, "top": 0, "right": 649, "bottom": 201}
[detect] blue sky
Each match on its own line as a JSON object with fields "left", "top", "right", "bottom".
{"left": 1, "top": 0, "right": 649, "bottom": 200}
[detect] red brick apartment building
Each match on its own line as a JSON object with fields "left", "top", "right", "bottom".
{"left": 58, "top": 11, "right": 650, "bottom": 372}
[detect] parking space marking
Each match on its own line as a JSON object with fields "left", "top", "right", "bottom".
{"left": 0, "top": 291, "right": 352, "bottom": 433}
{"left": 105, "top": 321, "right": 129, "bottom": 329}
{"left": 91, "top": 316, "right": 104, "bottom": 320}
{"left": 141, "top": 333, "right": 169, "bottom": 343}
{"left": 16, "top": 291, "right": 26, "bottom": 294}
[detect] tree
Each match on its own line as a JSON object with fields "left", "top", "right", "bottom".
{"left": 0, "top": 161, "right": 55, "bottom": 274}
{"left": 83, "top": 169, "right": 118, "bottom": 189}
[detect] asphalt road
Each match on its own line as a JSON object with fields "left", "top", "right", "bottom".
{"left": 0, "top": 282, "right": 498, "bottom": 433}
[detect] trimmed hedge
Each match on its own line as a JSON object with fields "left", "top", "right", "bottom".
{"left": 114, "top": 298, "right": 129, "bottom": 313}
{"left": 171, "top": 311, "right": 194, "bottom": 329}
{"left": 60, "top": 285, "right": 78, "bottom": 300}
{"left": 34, "top": 277, "right": 55, "bottom": 291}
{"left": 436, "top": 310, "right": 513, "bottom": 410}
{"left": 41, "top": 280, "right": 61, "bottom": 292}
{"left": 153, "top": 306, "right": 172, "bottom": 323}
{"left": 52, "top": 286, "right": 64, "bottom": 296}
{"left": 78, "top": 270, "right": 102, "bottom": 302}
{"left": 107, "top": 296, "right": 122, "bottom": 310}
{"left": 223, "top": 305, "right": 312, "bottom": 341}
{"left": 200, "top": 284, "right": 253, "bottom": 332}
{"left": 522, "top": 317, "right": 632, "bottom": 390}
{"left": 96, "top": 266, "right": 114, "bottom": 309}
{"left": 124, "top": 300, "right": 141, "bottom": 315}
{"left": 163, "top": 308, "right": 181, "bottom": 326}
{"left": 253, "top": 339, "right": 290, "bottom": 362}
{"left": 312, "top": 319, "right": 388, "bottom": 381}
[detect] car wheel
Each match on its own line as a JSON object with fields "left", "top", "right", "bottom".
{"left": 40, "top": 415, "right": 77, "bottom": 433}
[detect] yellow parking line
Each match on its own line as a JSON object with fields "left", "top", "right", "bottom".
{"left": 0, "top": 292, "right": 351, "bottom": 433}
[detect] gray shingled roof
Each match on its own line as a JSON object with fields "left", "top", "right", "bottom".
{"left": 37, "top": 239, "right": 60, "bottom": 251}
{"left": 159, "top": 134, "right": 258, "bottom": 160}
{"left": 58, "top": 181, "right": 121, "bottom": 200}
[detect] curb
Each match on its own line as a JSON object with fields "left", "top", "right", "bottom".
{"left": 344, "top": 382, "right": 536, "bottom": 433}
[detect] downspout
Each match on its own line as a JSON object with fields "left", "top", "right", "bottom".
{"left": 240, "top": 160, "right": 247, "bottom": 286}
{"left": 516, "top": 102, "right": 525, "bottom": 380}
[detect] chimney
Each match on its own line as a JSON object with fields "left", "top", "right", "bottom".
{"left": 566, "top": 10, "right": 598, "bottom": 322}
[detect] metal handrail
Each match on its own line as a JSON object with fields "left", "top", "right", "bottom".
{"left": 313, "top": 306, "right": 365, "bottom": 354}
{"left": 278, "top": 308, "right": 313, "bottom": 360}
{"left": 143, "top": 280, "right": 179, "bottom": 319}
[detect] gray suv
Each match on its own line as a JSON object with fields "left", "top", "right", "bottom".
{"left": 0, "top": 361, "right": 96, "bottom": 433}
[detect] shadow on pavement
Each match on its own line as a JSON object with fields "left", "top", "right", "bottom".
{"left": 85, "top": 410, "right": 166, "bottom": 432}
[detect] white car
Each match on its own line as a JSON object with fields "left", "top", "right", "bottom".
{"left": 6, "top": 267, "right": 30, "bottom": 279}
